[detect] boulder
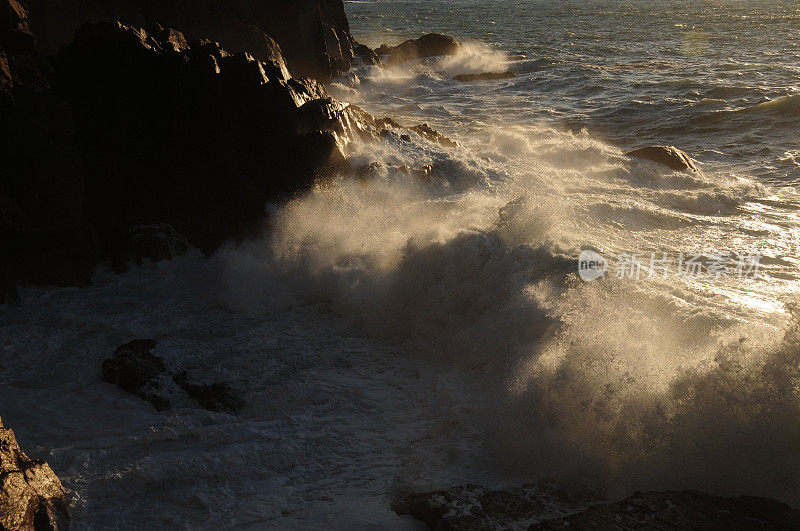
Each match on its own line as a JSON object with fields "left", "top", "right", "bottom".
{"left": 626, "top": 145, "right": 698, "bottom": 172}
{"left": 0, "top": 417, "right": 70, "bottom": 530}
{"left": 102, "top": 339, "right": 171, "bottom": 411}
{"left": 453, "top": 71, "right": 517, "bottom": 82}
{"left": 534, "top": 490, "right": 800, "bottom": 530}
{"left": 375, "top": 33, "right": 461, "bottom": 66}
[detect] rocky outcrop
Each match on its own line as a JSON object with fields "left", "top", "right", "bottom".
{"left": 24, "top": 0, "right": 363, "bottom": 81}
{"left": 55, "top": 21, "right": 365, "bottom": 272}
{"left": 534, "top": 490, "right": 800, "bottom": 530}
{"left": 102, "top": 339, "right": 245, "bottom": 414}
{"left": 396, "top": 485, "right": 800, "bottom": 531}
{"left": 626, "top": 145, "right": 698, "bottom": 172}
{"left": 0, "top": 417, "right": 70, "bottom": 530}
{"left": 393, "top": 484, "right": 596, "bottom": 530}
{"left": 453, "top": 71, "right": 516, "bottom": 82}
{"left": 375, "top": 33, "right": 461, "bottom": 66}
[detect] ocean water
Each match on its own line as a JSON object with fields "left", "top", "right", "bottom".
{"left": 3, "top": 1, "right": 800, "bottom": 528}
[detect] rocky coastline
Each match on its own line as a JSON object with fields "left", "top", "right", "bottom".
{"left": 0, "top": 0, "right": 793, "bottom": 528}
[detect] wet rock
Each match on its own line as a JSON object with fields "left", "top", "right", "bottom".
{"left": 0, "top": 417, "right": 70, "bottom": 530}
{"left": 626, "top": 145, "right": 698, "bottom": 172}
{"left": 376, "top": 33, "right": 461, "bottom": 66}
{"left": 102, "top": 339, "right": 171, "bottom": 411}
{"left": 409, "top": 123, "right": 460, "bottom": 148}
{"left": 103, "top": 340, "right": 246, "bottom": 414}
{"left": 394, "top": 484, "right": 596, "bottom": 530}
{"left": 533, "top": 490, "right": 800, "bottom": 530}
{"left": 453, "top": 71, "right": 517, "bottom": 82}
{"left": 173, "top": 372, "right": 246, "bottom": 414}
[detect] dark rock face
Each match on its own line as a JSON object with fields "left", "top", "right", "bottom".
{"left": 375, "top": 33, "right": 461, "bottom": 66}
{"left": 626, "top": 145, "right": 699, "bottom": 172}
{"left": 453, "top": 71, "right": 517, "bottom": 82}
{"left": 56, "top": 21, "right": 363, "bottom": 270}
{"left": 1, "top": 0, "right": 92, "bottom": 299}
{"left": 102, "top": 339, "right": 246, "bottom": 413}
{"left": 25, "top": 0, "right": 361, "bottom": 81}
{"left": 0, "top": 417, "right": 70, "bottom": 531}
{"left": 534, "top": 490, "right": 800, "bottom": 530}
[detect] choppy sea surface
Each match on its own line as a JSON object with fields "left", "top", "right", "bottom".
{"left": 3, "top": 1, "right": 800, "bottom": 528}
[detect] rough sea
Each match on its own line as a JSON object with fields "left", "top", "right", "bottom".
{"left": 2, "top": 0, "right": 800, "bottom": 527}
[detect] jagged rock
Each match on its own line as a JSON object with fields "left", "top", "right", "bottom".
{"left": 376, "top": 33, "right": 461, "bottom": 66}
{"left": 24, "top": 0, "right": 364, "bottom": 81}
{"left": 533, "top": 490, "right": 800, "bottom": 530}
{"left": 453, "top": 71, "right": 517, "bottom": 82}
{"left": 410, "top": 123, "right": 460, "bottom": 148}
{"left": 626, "top": 145, "right": 698, "bottom": 172}
{"left": 102, "top": 339, "right": 171, "bottom": 411}
{"left": 173, "top": 372, "right": 245, "bottom": 414}
{"left": 353, "top": 42, "right": 380, "bottom": 66}
{"left": 0, "top": 417, "right": 70, "bottom": 531}
{"left": 56, "top": 21, "right": 364, "bottom": 269}
{"left": 393, "top": 484, "right": 596, "bottom": 530}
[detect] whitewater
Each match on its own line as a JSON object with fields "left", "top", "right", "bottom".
{"left": 3, "top": 0, "right": 800, "bottom": 527}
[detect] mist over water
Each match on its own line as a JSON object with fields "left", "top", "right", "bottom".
{"left": 3, "top": 0, "right": 800, "bottom": 527}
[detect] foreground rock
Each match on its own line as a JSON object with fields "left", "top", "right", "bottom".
{"left": 396, "top": 485, "right": 800, "bottom": 530}
{"left": 453, "top": 71, "right": 517, "bottom": 82}
{"left": 626, "top": 145, "right": 699, "bottom": 172}
{"left": 534, "top": 490, "right": 800, "bottom": 530}
{"left": 375, "top": 33, "right": 461, "bottom": 66}
{"left": 102, "top": 339, "right": 245, "bottom": 413}
{"left": 0, "top": 417, "right": 70, "bottom": 530}
{"left": 393, "top": 484, "right": 596, "bottom": 530}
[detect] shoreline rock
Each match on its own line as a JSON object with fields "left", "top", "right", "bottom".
{"left": 395, "top": 485, "right": 800, "bottom": 530}
{"left": 626, "top": 145, "right": 699, "bottom": 172}
{"left": 0, "top": 417, "right": 70, "bottom": 530}
{"left": 375, "top": 33, "right": 461, "bottom": 66}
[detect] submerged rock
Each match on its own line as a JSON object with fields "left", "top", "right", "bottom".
{"left": 0, "top": 417, "right": 70, "bottom": 530}
{"left": 375, "top": 33, "right": 461, "bottom": 66}
{"left": 534, "top": 490, "right": 800, "bottom": 530}
{"left": 453, "top": 71, "right": 517, "bottom": 82}
{"left": 173, "top": 372, "right": 245, "bottom": 414}
{"left": 102, "top": 339, "right": 170, "bottom": 411}
{"left": 103, "top": 340, "right": 246, "bottom": 414}
{"left": 626, "top": 145, "right": 698, "bottom": 172}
